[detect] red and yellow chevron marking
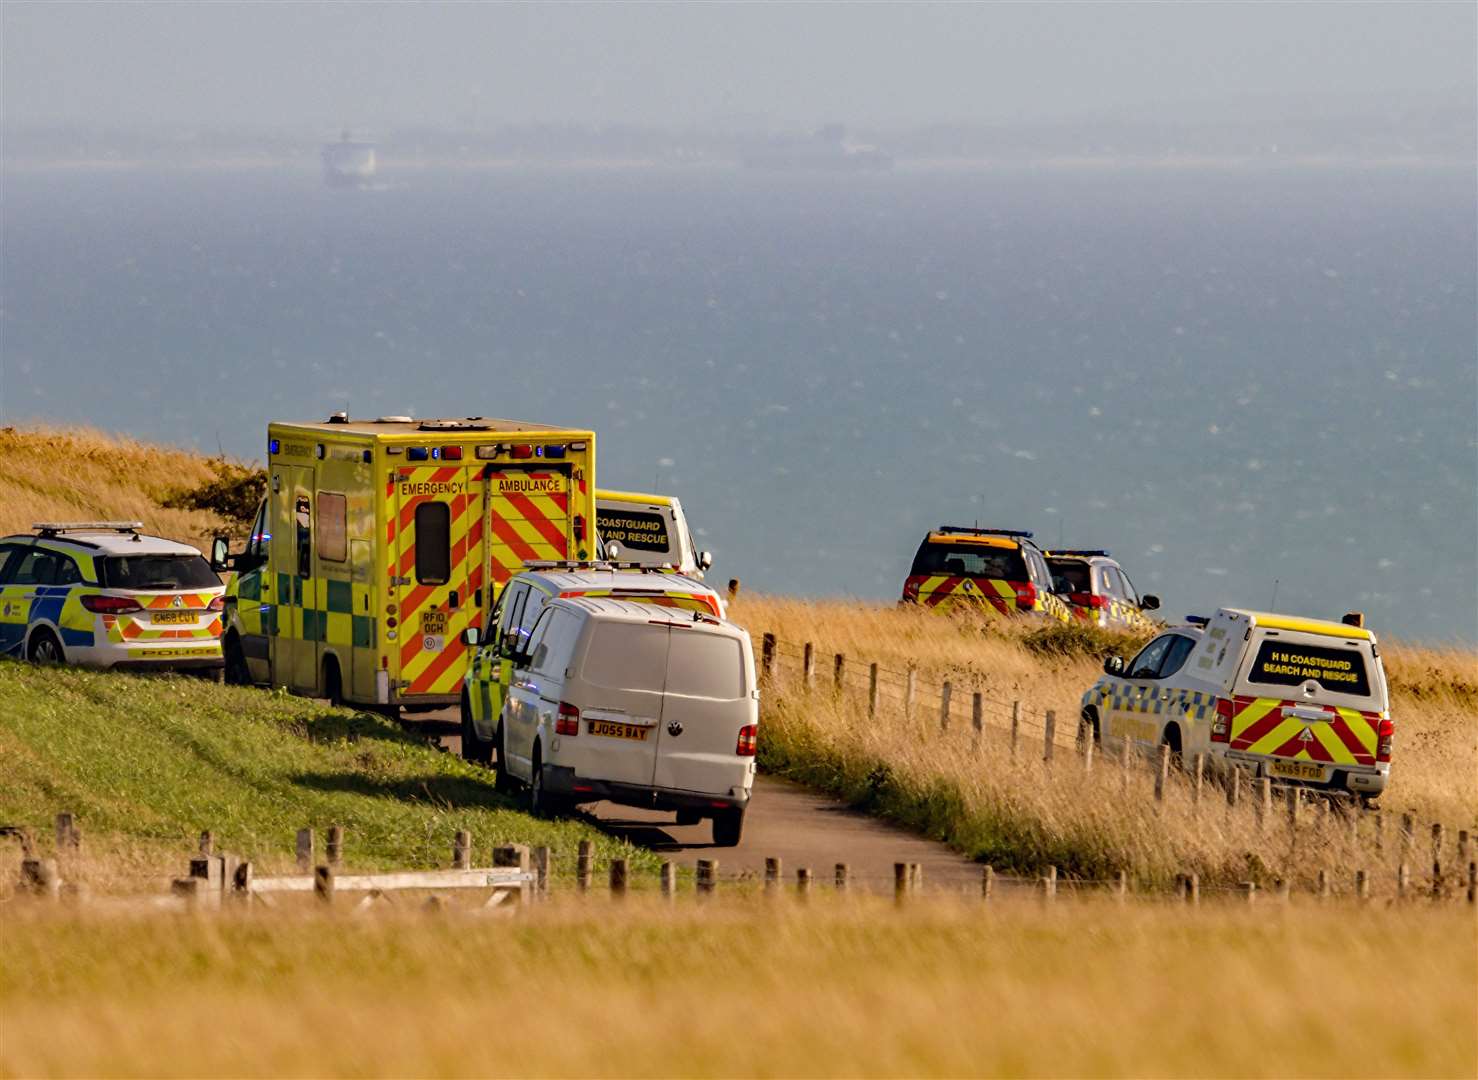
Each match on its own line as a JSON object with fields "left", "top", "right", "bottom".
{"left": 394, "top": 466, "right": 480, "bottom": 698}
{"left": 109, "top": 614, "right": 223, "bottom": 642}
{"left": 484, "top": 469, "right": 570, "bottom": 588}
{"left": 563, "top": 589, "right": 721, "bottom": 617}
{"left": 913, "top": 574, "right": 1020, "bottom": 615}
{"left": 1228, "top": 695, "right": 1381, "bottom": 766}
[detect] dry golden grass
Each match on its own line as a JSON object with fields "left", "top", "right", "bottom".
{"left": 0, "top": 425, "right": 231, "bottom": 550}
{"left": 1, "top": 898, "right": 1473, "bottom": 1079}
{"left": 729, "top": 595, "right": 1478, "bottom": 887}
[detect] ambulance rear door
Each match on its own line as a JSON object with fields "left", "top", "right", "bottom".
{"left": 482, "top": 466, "right": 573, "bottom": 597}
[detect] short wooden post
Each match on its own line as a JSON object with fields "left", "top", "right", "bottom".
{"left": 802, "top": 643, "right": 815, "bottom": 688}
{"left": 833, "top": 652, "right": 845, "bottom": 694}
{"left": 453, "top": 829, "right": 472, "bottom": 870}
{"left": 326, "top": 825, "right": 344, "bottom": 868}
{"left": 761, "top": 633, "right": 775, "bottom": 680}
{"left": 1457, "top": 830, "right": 1470, "bottom": 874}
{"left": 1355, "top": 868, "right": 1369, "bottom": 900}
{"left": 1430, "top": 823, "right": 1444, "bottom": 898}
{"left": 940, "top": 682, "right": 952, "bottom": 732}
{"left": 1115, "top": 870, "right": 1128, "bottom": 901}
{"left": 171, "top": 877, "right": 201, "bottom": 905}
{"left": 1081, "top": 728, "right": 1094, "bottom": 773}
{"left": 577, "top": 840, "right": 594, "bottom": 892}
{"left": 910, "top": 863, "right": 923, "bottom": 894}
{"left": 696, "top": 858, "right": 717, "bottom": 897}
{"left": 1042, "top": 865, "right": 1057, "bottom": 901}
{"left": 1256, "top": 778, "right": 1272, "bottom": 828}
{"left": 1397, "top": 862, "right": 1410, "bottom": 899}
{"left": 296, "top": 827, "right": 315, "bottom": 872}
{"left": 1182, "top": 872, "right": 1200, "bottom": 904}
{"left": 796, "top": 867, "right": 812, "bottom": 898}
{"left": 660, "top": 861, "right": 676, "bottom": 900}
{"left": 1241, "top": 881, "right": 1258, "bottom": 904}
{"left": 1123, "top": 736, "right": 1134, "bottom": 793}
{"left": 1467, "top": 861, "right": 1476, "bottom": 904}
{"left": 904, "top": 668, "right": 917, "bottom": 720}
{"left": 232, "top": 860, "right": 253, "bottom": 902}
{"left": 314, "top": 865, "right": 334, "bottom": 904}
{"left": 1399, "top": 812, "right": 1414, "bottom": 862}
{"left": 727, "top": 578, "right": 740, "bottom": 602}
{"left": 1374, "top": 809, "right": 1384, "bottom": 852}
{"left": 1192, "top": 755, "right": 1204, "bottom": 808}
{"left": 494, "top": 844, "right": 532, "bottom": 904}
{"left": 1227, "top": 766, "right": 1242, "bottom": 809}
{"left": 19, "top": 858, "right": 59, "bottom": 900}
{"left": 188, "top": 853, "right": 224, "bottom": 909}
{"left": 1153, "top": 743, "right": 1169, "bottom": 802}
{"left": 533, "top": 846, "right": 551, "bottom": 896}
{"left": 868, "top": 664, "right": 880, "bottom": 718}
{"left": 764, "top": 856, "right": 782, "bottom": 894}
{"left": 972, "top": 692, "right": 984, "bottom": 750}
{"left": 893, "top": 862, "right": 909, "bottom": 905}
{"left": 1275, "top": 878, "right": 1290, "bottom": 902}
{"left": 1317, "top": 869, "right": 1330, "bottom": 899}
{"left": 981, "top": 865, "right": 995, "bottom": 901}
{"left": 1286, "top": 787, "right": 1300, "bottom": 834}
{"left": 609, "top": 858, "right": 628, "bottom": 898}
{"left": 1010, "top": 700, "right": 1021, "bottom": 757}
{"left": 55, "top": 812, "right": 80, "bottom": 852}
{"left": 834, "top": 863, "right": 849, "bottom": 891}
{"left": 1043, "top": 710, "right": 1056, "bottom": 764}
{"left": 198, "top": 829, "right": 215, "bottom": 856}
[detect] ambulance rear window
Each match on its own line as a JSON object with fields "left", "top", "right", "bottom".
{"left": 414, "top": 503, "right": 451, "bottom": 586}
{"left": 910, "top": 543, "right": 1027, "bottom": 581}
{"left": 1245, "top": 640, "right": 1371, "bottom": 698}
{"left": 100, "top": 555, "right": 219, "bottom": 590}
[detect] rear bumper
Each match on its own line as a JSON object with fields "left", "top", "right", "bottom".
{"left": 541, "top": 764, "right": 751, "bottom": 813}
{"left": 1221, "top": 750, "right": 1389, "bottom": 796}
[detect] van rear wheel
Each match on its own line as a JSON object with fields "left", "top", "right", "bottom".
{"left": 711, "top": 807, "right": 745, "bottom": 847}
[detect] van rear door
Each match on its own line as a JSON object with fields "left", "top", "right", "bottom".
{"left": 650, "top": 625, "right": 754, "bottom": 797}
{"left": 1228, "top": 630, "right": 1386, "bottom": 782}
{"left": 572, "top": 620, "right": 666, "bottom": 786}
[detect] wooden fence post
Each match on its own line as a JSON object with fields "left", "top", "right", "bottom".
{"left": 188, "top": 853, "right": 224, "bottom": 909}
{"left": 577, "top": 840, "right": 594, "bottom": 892}
{"left": 1256, "top": 778, "right": 1271, "bottom": 828}
{"left": 1123, "top": 736, "right": 1134, "bottom": 793}
{"left": 55, "top": 813, "right": 80, "bottom": 852}
{"left": 314, "top": 865, "right": 334, "bottom": 904}
{"left": 1042, "top": 865, "right": 1057, "bottom": 901}
{"left": 904, "top": 668, "right": 916, "bottom": 720}
{"left": 1227, "top": 765, "right": 1242, "bottom": 809}
{"left": 1399, "top": 813, "right": 1414, "bottom": 863}
{"left": 453, "top": 829, "right": 472, "bottom": 870}
{"left": 981, "top": 865, "right": 995, "bottom": 902}
{"left": 1397, "top": 862, "right": 1410, "bottom": 899}
{"left": 1182, "top": 872, "right": 1200, "bottom": 905}
{"left": 940, "top": 682, "right": 952, "bottom": 732}
{"left": 1275, "top": 878, "right": 1291, "bottom": 903}
{"left": 1286, "top": 788, "right": 1300, "bottom": 835}
{"left": 1374, "top": 809, "right": 1384, "bottom": 852}
{"left": 1153, "top": 743, "right": 1169, "bottom": 802}
{"left": 833, "top": 653, "right": 846, "bottom": 694}
{"left": 696, "top": 859, "right": 717, "bottom": 898}
{"left": 1115, "top": 870, "right": 1128, "bottom": 901}
{"left": 1081, "top": 728, "right": 1095, "bottom": 773}
{"left": 20, "top": 858, "right": 59, "bottom": 900}
{"left": 1431, "top": 823, "right": 1444, "bottom": 898}
{"left": 1241, "top": 881, "right": 1258, "bottom": 904}
{"left": 1192, "top": 755, "right": 1204, "bottom": 808}
{"left": 1317, "top": 869, "right": 1330, "bottom": 899}
{"left": 910, "top": 863, "right": 923, "bottom": 894}
{"left": 972, "top": 692, "right": 984, "bottom": 751}
{"left": 1010, "top": 700, "right": 1021, "bottom": 757}
{"left": 327, "top": 825, "right": 344, "bottom": 868}
{"left": 198, "top": 829, "right": 215, "bottom": 856}
{"left": 232, "top": 861, "right": 253, "bottom": 902}
{"left": 868, "top": 664, "right": 880, "bottom": 718}
{"left": 533, "top": 846, "right": 551, "bottom": 896}
{"left": 803, "top": 643, "right": 815, "bottom": 688}
{"left": 761, "top": 633, "right": 775, "bottom": 680}
{"left": 1457, "top": 830, "right": 1470, "bottom": 875}
{"left": 1043, "top": 710, "right": 1056, "bottom": 764}
{"left": 834, "top": 863, "right": 849, "bottom": 891}
{"left": 660, "top": 861, "right": 676, "bottom": 901}
{"left": 296, "top": 828, "right": 314, "bottom": 872}
{"left": 894, "top": 862, "right": 909, "bottom": 905}
{"left": 494, "top": 844, "right": 531, "bottom": 904}
{"left": 1468, "top": 861, "right": 1476, "bottom": 904}
{"left": 1355, "top": 868, "right": 1369, "bottom": 900}
{"left": 765, "top": 856, "right": 782, "bottom": 894}
{"left": 609, "top": 858, "right": 627, "bottom": 898}
{"left": 170, "top": 876, "right": 200, "bottom": 906}
{"left": 796, "top": 867, "right": 812, "bottom": 898}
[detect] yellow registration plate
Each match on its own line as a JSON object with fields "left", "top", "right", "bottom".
{"left": 588, "top": 720, "right": 649, "bottom": 742}
{"left": 151, "top": 611, "right": 195, "bottom": 625}
{"left": 1270, "top": 760, "right": 1325, "bottom": 781}
{"left": 421, "top": 610, "right": 447, "bottom": 636}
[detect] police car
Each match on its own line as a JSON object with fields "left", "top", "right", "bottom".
{"left": 1080, "top": 608, "right": 1392, "bottom": 801}
{"left": 900, "top": 526, "right": 1071, "bottom": 622}
{"left": 1045, "top": 549, "right": 1159, "bottom": 632}
{"left": 0, "top": 523, "right": 225, "bottom": 672}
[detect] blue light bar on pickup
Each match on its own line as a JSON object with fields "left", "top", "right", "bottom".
{"left": 1048, "top": 549, "right": 1111, "bottom": 558}
{"left": 938, "top": 526, "right": 1035, "bottom": 540}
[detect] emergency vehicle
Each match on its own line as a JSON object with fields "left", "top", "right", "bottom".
{"left": 0, "top": 523, "right": 224, "bottom": 672}
{"left": 1081, "top": 608, "right": 1393, "bottom": 801}
{"left": 595, "top": 489, "right": 712, "bottom": 578}
{"left": 217, "top": 415, "right": 597, "bottom": 710}
{"left": 459, "top": 563, "right": 725, "bottom": 769}
{"left": 1045, "top": 549, "right": 1159, "bottom": 632}
{"left": 900, "top": 526, "right": 1071, "bottom": 622}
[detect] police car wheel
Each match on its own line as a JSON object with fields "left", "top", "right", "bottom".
{"left": 27, "top": 630, "right": 63, "bottom": 666}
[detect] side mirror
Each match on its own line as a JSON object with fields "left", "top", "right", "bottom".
{"left": 1103, "top": 655, "right": 1126, "bottom": 676}
{"left": 209, "top": 536, "right": 231, "bottom": 573}
{"left": 1140, "top": 594, "right": 1161, "bottom": 612}
{"left": 461, "top": 626, "right": 480, "bottom": 647}
{"left": 698, "top": 550, "right": 713, "bottom": 571}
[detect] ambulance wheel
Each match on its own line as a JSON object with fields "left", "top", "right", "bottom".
{"left": 322, "top": 657, "right": 345, "bottom": 707}
{"left": 711, "top": 807, "right": 745, "bottom": 848}
{"left": 460, "top": 689, "right": 492, "bottom": 766}
{"left": 223, "top": 634, "right": 251, "bottom": 686}
{"left": 27, "top": 629, "right": 64, "bottom": 666}
{"left": 492, "top": 723, "right": 518, "bottom": 795}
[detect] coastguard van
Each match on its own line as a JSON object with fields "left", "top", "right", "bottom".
{"left": 595, "top": 490, "right": 711, "bottom": 578}
{"left": 1081, "top": 608, "right": 1393, "bottom": 801}
{"left": 496, "top": 597, "right": 758, "bottom": 845}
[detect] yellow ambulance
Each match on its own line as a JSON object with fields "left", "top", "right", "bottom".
{"left": 217, "top": 414, "right": 596, "bottom": 711}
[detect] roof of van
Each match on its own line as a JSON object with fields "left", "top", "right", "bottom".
{"left": 516, "top": 567, "right": 716, "bottom": 596}
{"left": 596, "top": 489, "right": 677, "bottom": 508}
{"left": 1219, "top": 608, "right": 1374, "bottom": 642}
{"left": 552, "top": 596, "right": 745, "bottom": 635}
{"left": 270, "top": 416, "right": 587, "bottom": 438}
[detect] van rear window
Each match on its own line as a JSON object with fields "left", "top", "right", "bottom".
{"left": 1246, "top": 640, "right": 1370, "bottom": 697}
{"left": 597, "top": 509, "right": 671, "bottom": 553}
{"left": 582, "top": 624, "right": 669, "bottom": 692}
{"left": 910, "top": 543, "right": 1026, "bottom": 581}
{"left": 666, "top": 632, "right": 744, "bottom": 700}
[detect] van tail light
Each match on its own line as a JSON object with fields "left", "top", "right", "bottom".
{"left": 1376, "top": 718, "right": 1394, "bottom": 763}
{"left": 556, "top": 702, "right": 580, "bottom": 737}
{"left": 207, "top": 595, "right": 226, "bottom": 612}
{"left": 902, "top": 577, "right": 921, "bottom": 602}
{"left": 1015, "top": 582, "right": 1037, "bottom": 608}
{"left": 1211, "top": 698, "right": 1233, "bottom": 743}
{"left": 736, "top": 724, "right": 757, "bottom": 756}
{"left": 81, "top": 595, "right": 142, "bottom": 614}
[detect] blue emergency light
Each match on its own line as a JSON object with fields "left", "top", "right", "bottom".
{"left": 939, "top": 525, "right": 1034, "bottom": 540}
{"left": 407, "top": 447, "right": 430, "bottom": 462}
{"left": 1185, "top": 615, "right": 1210, "bottom": 626}
{"left": 268, "top": 438, "right": 280, "bottom": 455}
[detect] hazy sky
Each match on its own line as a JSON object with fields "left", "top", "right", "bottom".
{"left": 4, "top": 2, "right": 1474, "bottom": 131}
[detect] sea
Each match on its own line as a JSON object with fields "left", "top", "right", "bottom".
{"left": 2, "top": 163, "right": 1474, "bottom": 643}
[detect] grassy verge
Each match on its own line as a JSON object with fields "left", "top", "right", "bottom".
{"left": 1, "top": 901, "right": 1471, "bottom": 1078}
{"left": 0, "top": 661, "right": 657, "bottom": 883}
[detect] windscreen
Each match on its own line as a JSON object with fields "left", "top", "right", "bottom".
{"left": 910, "top": 542, "right": 1027, "bottom": 580}
{"left": 1244, "top": 639, "right": 1372, "bottom": 698}
{"left": 665, "top": 630, "right": 745, "bottom": 699}
{"left": 100, "top": 555, "right": 219, "bottom": 590}
{"left": 1047, "top": 558, "right": 1091, "bottom": 595}
{"left": 581, "top": 623, "right": 669, "bottom": 692}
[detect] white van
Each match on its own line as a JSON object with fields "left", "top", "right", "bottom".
{"left": 1081, "top": 608, "right": 1393, "bottom": 801}
{"left": 596, "top": 490, "right": 712, "bottom": 578}
{"left": 499, "top": 597, "right": 758, "bottom": 845}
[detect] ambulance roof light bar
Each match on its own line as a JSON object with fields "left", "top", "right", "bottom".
{"left": 1048, "top": 549, "right": 1111, "bottom": 558}
{"left": 1185, "top": 614, "right": 1211, "bottom": 626}
{"left": 938, "top": 525, "right": 1034, "bottom": 540}
{"left": 34, "top": 521, "right": 143, "bottom": 536}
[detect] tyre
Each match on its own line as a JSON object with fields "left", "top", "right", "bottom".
{"left": 492, "top": 722, "right": 518, "bottom": 794}
{"left": 223, "top": 633, "right": 252, "bottom": 686}
{"left": 27, "top": 628, "right": 64, "bottom": 666}
{"left": 527, "top": 746, "right": 566, "bottom": 819}
{"left": 323, "top": 657, "right": 344, "bottom": 707}
{"left": 460, "top": 689, "right": 492, "bottom": 765}
{"left": 1159, "top": 725, "right": 1184, "bottom": 769}
{"left": 711, "top": 807, "right": 745, "bottom": 847}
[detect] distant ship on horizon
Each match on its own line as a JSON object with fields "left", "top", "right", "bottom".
{"left": 742, "top": 124, "right": 893, "bottom": 173}
{"left": 321, "top": 130, "right": 377, "bottom": 188}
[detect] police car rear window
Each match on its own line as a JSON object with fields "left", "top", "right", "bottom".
{"left": 100, "top": 555, "right": 219, "bottom": 590}
{"left": 1047, "top": 559, "right": 1091, "bottom": 594}
{"left": 1245, "top": 640, "right": 1371, "bottom": 697}
{"left": 910, "top": 544, "right": 1027, "bottom": 581}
